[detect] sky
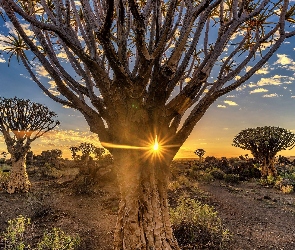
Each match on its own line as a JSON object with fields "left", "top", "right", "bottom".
{"left": 1, "top": 8, "right": 295, "bottom": 160}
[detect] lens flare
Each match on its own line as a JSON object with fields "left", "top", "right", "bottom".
{"left": 153, "top": 135, "right": 159, "bottom": 151}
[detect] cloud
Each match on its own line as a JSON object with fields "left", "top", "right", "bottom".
{"left": 263, "top": 93, "right": 278, "bottom": 98}
{"left": 224, "top": 100, "right": 238, "bottom": 106}
{"left": 275, "top": 54, "right": 293, "bottom": 65}
{"left": 250, "top": 88, "right": 268, "bottom": 94}
{"left": 217, "top": 105, "right": 226, "bottom": 108}
{"left": 0, "top": 57, "right": 6, "bottom": 63}
{"left": 257, "top": 77, "right": 282, "bottom": 86}
{"left": 247, "top": 83, "right": 256, "bottom": 88}
{"left": 256, "top": 66, "right": 270, "bottom": 75}
{"left": 36, "top": 64, "right": 50, "bottom": 78}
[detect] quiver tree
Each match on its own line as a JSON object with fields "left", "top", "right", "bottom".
{"left": 233, "top": 126, "right": 295, "bottom": 177}
{"left": 194, "top": 148, "right": 206, "bottom": 162}
{"left": 1, "top": 0, "right": 295, "bottom": 248}
{"left": 0, "top": 97, "right": 59, "bottom": 193}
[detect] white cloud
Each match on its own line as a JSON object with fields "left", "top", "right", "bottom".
{"left": 275, "top": 54, "right": 293, "bottom": 65}
{"left": 248, "top": 83, "right": 256, "bottom": 88}
{"left": 263, "top": 93, "right": 278, "bottom": 98}
{"left": 256, "top": 66, "right": 270, "bottom": 75}
{"left": 217, "top": 105, "right": 226, "bottom": 108}
{"left": 36, "top": 64, "right": 50, "bottom": 78}
{"left": 224, "top": 100, "right": 238, "bottom": 106}
{"left": 250, "top": 88, "right": 268, "bottom": 94}
{"left": 0, "top": 57, "right": 6, "bottom": 63}
{"left": 257, "top": 77, "right": 282, "bottom": 86}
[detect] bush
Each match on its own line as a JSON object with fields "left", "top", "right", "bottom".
{"left": 0, "top": 170, "right": 10, "bottom": 191}
{"left": 0, "top": 215, "right": 80, "bottom": 250}
{"left": 36, "top": 228, "right": 80, "bottom": 250}
{"left": 224, "top": 174, "right": 240, "bottom": 184}
{"left": 2, "top": 215, "right": 30, "bottom": 250}
{"left": 209, "top": 168, "right": 225, "bottom": 180}
{"left": 170, "top": 197, "right": 231, "bottom": 249}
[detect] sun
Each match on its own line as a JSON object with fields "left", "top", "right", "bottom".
{"left": 153, "top": 135, "right": 159, "bottom": 151}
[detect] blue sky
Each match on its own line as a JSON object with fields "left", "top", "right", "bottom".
{"left": 0, "top": 11, "right": 295, "bottom": 159}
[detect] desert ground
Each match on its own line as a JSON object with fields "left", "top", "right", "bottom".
{"left": 1, "top": 158, "right": 295, "bottom": 249}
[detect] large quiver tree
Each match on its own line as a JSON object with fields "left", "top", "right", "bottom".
{"left": 233, "top": 126, "right": 295, "bottom": 177}
{"left": 1, "top": 0, "right": 295, "bottom": 249}
{"left": 0, "top": 97, "right": 59, "bottom": 193}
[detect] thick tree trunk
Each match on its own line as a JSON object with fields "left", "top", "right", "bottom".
{"left": 7, "top": 154, "right": 31, "bottom": 194}
{"left": 113, "top": 151, "right": 180, "bottom": 250}
{"left": 261, "top": 156, "right": 277, "bottom": 178}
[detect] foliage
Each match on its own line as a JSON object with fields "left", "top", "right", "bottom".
{"left": 0, "top": 169, "right": 10, "bottom": 190}
{"left": 233, "top": 126, "right": 295, "bottom": 177}
{"left": 0, "top": 97, "right": 59, "bottom": 149}
{"left": 194, "top": 149, "right": 206, "bottom": 162}
{"left": 233, "top": 126, "right": 295, "bottom": 161}
{"left": 1, "top": 215, "right": 80, "bottom": 250}
{"left": 2, "top": 215, "right": 30, "bottom": 250}
{"left": 36, "top": 228, "right": 80, "bottom": 250}
{"left": 224, "top": 174, "right": 240, "bottom": 184}
{"left": 170, "top": 197, "right": 231, "bottom": 249}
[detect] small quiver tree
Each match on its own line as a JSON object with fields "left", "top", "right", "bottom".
{"left": 0, "top": 97, "right": 59, "bottom": 193}
{"left": 233, "top": 126, "right": 295, "bottom": 178}
{"left": 194, "top": 149, "right": 206, "bottom": 162}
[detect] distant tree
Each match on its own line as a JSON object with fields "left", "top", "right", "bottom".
{"left": 94, "top": 147, "right": 106, "bottom": 161}
{"left": 233, "top": 126, "right": 295, "bottom": 177}
{"left": 194, "top": 149, "right": 206, "bottom": 162}
{"left": 0, "top": 97, "right": 59, "bottom": 193}
{"left": 78, "top": 142, "right": 96, "bottom": 163}
{"left": 1, "top": 0, "right": 295, "bottom": 248}
{"left": 69, "top": 146, "right": 80, "bottom": 161}
{"left": 41, "top": 149, "right": 62, "bottom": 167}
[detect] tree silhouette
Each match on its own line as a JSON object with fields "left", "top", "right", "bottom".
{"left": 194, "top": 149, "right": 206, "bottom": 162}
{"left": 233, "top": 126, "right": 295, "bottom": 177}
{"left": 0, "top": 97, "right": 59, "bottom": 193}
{"left": 1, "top": 1, "right": 295, "bottom": 248}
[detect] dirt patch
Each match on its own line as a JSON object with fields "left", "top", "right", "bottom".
{"left": 198, "top": 180, "right": 295, "bottom": 250}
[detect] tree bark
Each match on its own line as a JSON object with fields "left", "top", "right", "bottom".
{"left": 6, "top": 153, "right": 31, "bottom": 194}
{"left": 261, "top": 156, "right": 277, "bottom": 178}
{"left": 113, "top": 150, "right": 180, "bottom": 250}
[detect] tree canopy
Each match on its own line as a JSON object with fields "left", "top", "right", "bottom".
{"left": 0, "top": 97, "right": 59, "bottom": 150}
{"left": 232, "top": 126, "right": 295, "bottom": 160}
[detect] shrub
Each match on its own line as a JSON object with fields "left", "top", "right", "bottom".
{"left": 170, "top": 197, "right": 231, "bottom": 249}
{"left": 224, "top": 174, "right": 240, "bottom": 184}
{"left": 2, "top": 215, "right": 30, "bottom": 250}
{"left": 0, "top": 170, "right": 10, "bottom": 190}
{"left": 209, "top": 168, "right": 225, "bottom": 180}
{"left": 36, "top": 228, "right": 80, "bottom": 250}
{"left": 0, "top": 215, "right": 80, "bottom": 250}
{"left": 281, "top": 185, "right": 294, "bottom": 194}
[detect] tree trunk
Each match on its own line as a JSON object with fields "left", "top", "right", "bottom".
{"left": 7, "top": 154, "right": 31, "bottom": 194}
{"left": 261, "top": 156, "right": 277, "bottom": 178}
{"left": 113, "top": 150, "right": 180, "bottom": 250}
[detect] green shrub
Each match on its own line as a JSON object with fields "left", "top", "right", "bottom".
{"left": 36, "top": 228, "right": 80, "bottom": 250}
{"left": 1, "top": 215, "right": 80, "bottom": 250}
{"left": 2, "top": 215, "right": 30, "bottom": 250}
{"left": 170, "top": 197, "right": 231, "bottom": 249}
